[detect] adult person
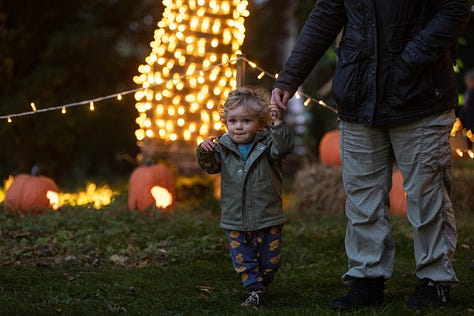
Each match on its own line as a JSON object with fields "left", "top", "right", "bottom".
{"left": 271, "top": 0, "right": 471, "bottom": 311}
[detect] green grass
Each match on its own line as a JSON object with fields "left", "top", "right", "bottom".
{"left": 0, "top": 194, "right": 473, "bottom": 315}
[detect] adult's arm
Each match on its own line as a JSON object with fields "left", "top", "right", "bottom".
{"left": 273, "top": 0, "right": 347, "bottom": 97}
{"left": 400, "top": 0, "right": 471, "bottom": 67}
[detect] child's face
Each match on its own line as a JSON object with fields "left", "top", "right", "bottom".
{"left": 225, "top": 105, "right": 262, "bottom": 144}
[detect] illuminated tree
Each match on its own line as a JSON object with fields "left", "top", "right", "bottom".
{"left": 133, "top": 0, "right": 249, "bottom": 173}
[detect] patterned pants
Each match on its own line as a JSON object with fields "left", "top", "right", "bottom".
{"left": 226, "top": 225, "right": 283, "bottom": 291}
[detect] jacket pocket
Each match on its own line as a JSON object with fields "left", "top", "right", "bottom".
{"left": 251, "top": 181, "right": 282, "bottom": 219}
{"left": 332, "top": 48, "right": 361, "bottom": 106}
{"left": 388, "top": 55, "right": 436, "bottom": 107}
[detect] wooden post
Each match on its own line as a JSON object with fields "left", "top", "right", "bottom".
{"left": 236, "top": 55, "right": 246, "bottom": 88}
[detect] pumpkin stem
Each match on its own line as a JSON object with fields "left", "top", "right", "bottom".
{"left": 31, "top": 164, "right": 40, "bottom": 176}
{"left": 143, "top": 158, "right": 154, "bottom": 166}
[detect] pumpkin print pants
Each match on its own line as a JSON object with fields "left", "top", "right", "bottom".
{"left": 226, "top": 225, "right": 283, "bottom": 291}
{"left": 339, "top": 109, "right": 458, "bottom": 285}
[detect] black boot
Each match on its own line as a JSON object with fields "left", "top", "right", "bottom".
{"left": 407, "top": 278, "right": 450, "bottom": 308}
{"left": 331, "top": 277, "right": 385, "bottom": 310}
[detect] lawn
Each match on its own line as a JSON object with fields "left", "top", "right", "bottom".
{"left": 0, "top": 192, "right": 473, "bottom": 315}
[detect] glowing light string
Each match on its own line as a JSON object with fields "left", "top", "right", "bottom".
{"left": 240, "top": 56, "right": 337, "bottom": 114}
{"left": 0, "top": 56, "right": 337, "bottom": 122}
{"left": 1, "top": 55, "right": 472, "bottom": 158}
{"left": 0, "top": 90, "right": 141, "bottom": 121}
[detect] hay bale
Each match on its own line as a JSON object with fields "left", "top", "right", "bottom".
{"left": 292, "top": 163, "right": 345, "bottom": 215}
{"left": 452, "top": 168, "right": 474, "bottom": 213}
{"left": 292, "top": 163, "right": 474, "bottom": 216}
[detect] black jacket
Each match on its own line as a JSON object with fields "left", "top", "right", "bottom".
{"left": 274, "top": 0, "right": 471, "bottom": 127}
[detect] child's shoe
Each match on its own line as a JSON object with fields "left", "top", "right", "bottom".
{"left": 241, "top": 290, "right": 266, "bottom": 307}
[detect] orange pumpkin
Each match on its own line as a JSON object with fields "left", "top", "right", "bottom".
{"left": 319, "top": 129, "right": 341, "bottom": 167}
{"left": 128, "top": 162, "right": 176, "bottom": 213}
{"left": 389, "top": 168, "right": 407, "bottom": 216}
{"left": 4, "top": 166, "right": 60, "bottom": 214}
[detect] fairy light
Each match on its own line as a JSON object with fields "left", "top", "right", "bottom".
{"left": 134, "top": 0, "right": 250, "bottom": 146}
{"left": 257, "top": 71, "right": 265, "bottom": 79}
{"left": 0, "top": 56, "right": 338, "bottom": 125}
{"left": 450, "top": 117, "right": 474, "bottom": 159}
{"left": 1, "top": 56, "right": 339, "bottom": 126}
{"left": 1, "top": 55, "right": 340, "bottom": 133}
{"left": 451, "top": 117, "right": 462, "bottom": 136}
{"left": 89, "top": 101, "right": 95, "bottom": 111}
{"left": 30, "top": 102, "right": 37, "bottom": 112}
{"left": 247, "top": 61, "right": 257, "bottom": 68}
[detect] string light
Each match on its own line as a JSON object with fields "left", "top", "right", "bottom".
{"left": 89, "top": 101, "right": 95, "bottom": 111}
{"left": 3, "top": 52, "right": 470, "bottom": 162}
{"left": 0, "top": 88, "right": 135, "bottom": 121}
{"left": 30, "top": 102, "right": 37, "bottom": 112}
{"left": 237, "top": 56, "right": 336, "bottom": 113}
{"left": 0, "top": 56, "right": 337, "bottom": 124}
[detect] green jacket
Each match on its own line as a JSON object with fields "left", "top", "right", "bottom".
{"left": 196, "top": 122, "right": 294, "bottom": 231}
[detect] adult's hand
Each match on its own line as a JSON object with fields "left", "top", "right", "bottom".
{"left": 271, "top": 87, "right": 291, "bottom": 110}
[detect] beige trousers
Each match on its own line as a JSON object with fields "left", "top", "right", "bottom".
{"left": 339, "top": 110, "right": 458, "bottom": 285}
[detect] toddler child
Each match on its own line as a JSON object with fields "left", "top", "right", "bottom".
{"left": 196, "top": 86, "right": 294, "bottom": 307}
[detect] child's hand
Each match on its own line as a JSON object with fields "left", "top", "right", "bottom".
{"left": 269, "top": 103, "right": 283, "bottom": 125}
{"left": 200, "top": 136, "right": 217, "bottom": 152}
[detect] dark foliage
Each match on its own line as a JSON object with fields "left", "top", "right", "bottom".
{"left": 0, "top": 0, "right": 161, "bottom": 185}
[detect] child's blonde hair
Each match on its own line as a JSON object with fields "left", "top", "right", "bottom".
{"left": 220, "top": 86, "right": 272, "bottom": 128}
